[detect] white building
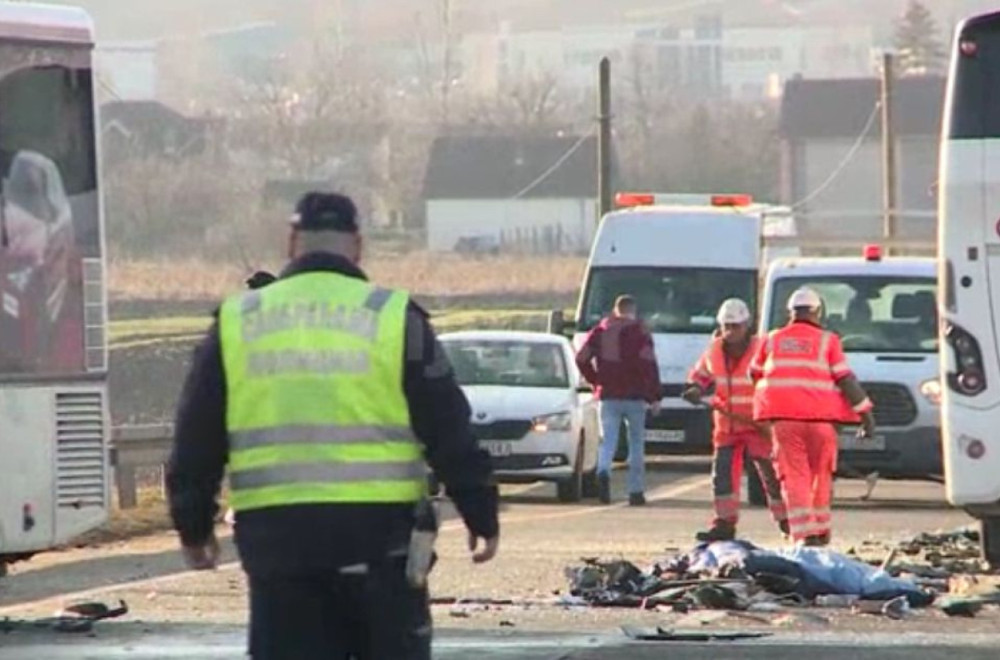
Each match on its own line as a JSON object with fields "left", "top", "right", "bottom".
{"left": 422, "top": 134, "right": 601, "bottom": 254}
{"left": 779, "top": 76, "right": 944, "bottom": 240}
{"left": 458, "top": 15, "right": 877, "bottom": 102}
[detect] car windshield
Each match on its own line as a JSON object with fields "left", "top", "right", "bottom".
{"left": 442, "top": 339, "right": 569, "bottom": 388}
{"left": 579, "top": 267, "right": 757, "bottom": 333}
{"left": 767, "top": 275, "right": 938, "bottom": 353}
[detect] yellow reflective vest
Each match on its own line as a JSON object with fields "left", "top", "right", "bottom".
{"left": 218, "top": 271, "right": 425, "bottom": 512}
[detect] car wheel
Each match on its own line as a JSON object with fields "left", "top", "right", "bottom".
{"left": 981, "top": 516, "right": 1000, "bottom": 569}
{"left": 581, "top": 434, "right": 600, "bottom": 498}
{"left": 557, "top": 441, "right": 584, "bottom": 503}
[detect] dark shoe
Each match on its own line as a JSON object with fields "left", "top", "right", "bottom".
{"left": 696, "top": 522, "right": 736, "bottom": 543}
{"left": 628, "top": 492, "right": 646, "bottom": 506}
{"left": 779, "top": 520, "right": 790, "bottom": 536}
{"left": 598, "top": 473, "right": 611, "bottom": 504}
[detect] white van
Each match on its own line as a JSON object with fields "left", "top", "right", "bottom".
{"left": 759, "top": 245, "right": 942, "bottom": 481}
{"left": 550, "top": 193, "right": 787, "bottom": 457}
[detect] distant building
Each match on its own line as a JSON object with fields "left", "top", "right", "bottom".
{"left": 779, "top": 75, "right": 946, "bottom": 240}
{"left": 100, "top": 101, "right": 221, "bottom": 165}
{"left": 422, "top": 134, "right": 603, "bottom": 253}
{"left": 457, "top": 4, "right": 878, "bottom": 102}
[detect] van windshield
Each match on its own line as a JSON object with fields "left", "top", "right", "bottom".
{"left": 767, "top": 276, "right": 937, "bottom": 353}
{"left": 579, "top": 267, "right": 757, "bottom": 333}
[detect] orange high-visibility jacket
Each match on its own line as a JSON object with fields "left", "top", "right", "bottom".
{"left": 688, "top": 336, "right": 761, "bottom": 437}
{"left": 749, "top": 321, "right": 872, "bottom": 423}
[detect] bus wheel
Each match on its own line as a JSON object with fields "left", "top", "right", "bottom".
{"left": 981, "top": 516, "right": 1000, "bottom": 568}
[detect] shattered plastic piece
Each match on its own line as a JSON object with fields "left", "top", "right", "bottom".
{"left": 851, "top": 597, "right": 909, "bottom": 620}
{"left": 621, "top": 625, "right": 771, "bottom": 642}
{"left": 938, "top": 597, "right": 985, "bottom": 617}
{"left": 60, "top": 600, "right": 128, "bottom": 621}
{"left": 814, "top": 594, "right": 859, "bottom": 608}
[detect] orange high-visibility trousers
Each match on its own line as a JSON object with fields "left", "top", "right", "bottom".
{"left": 711, "top": 432, "right": 787, "bottom": 528}
{"left": 771, "top": 420, "right": 837, "bottom": 542}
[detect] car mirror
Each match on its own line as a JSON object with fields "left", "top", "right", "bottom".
{"left": 576, "top": 383, "right": 593, "bottom": 394}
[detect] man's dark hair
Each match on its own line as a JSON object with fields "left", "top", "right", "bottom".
{"left": 614, "top": 295, "right": 636, "bottom": 315}
{"left": 292, "top": 192, "right": 358, "bottom": 233}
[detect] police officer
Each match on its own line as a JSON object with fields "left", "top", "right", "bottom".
{"left": 166, "top": 192, "right": 500, "bottom": 659}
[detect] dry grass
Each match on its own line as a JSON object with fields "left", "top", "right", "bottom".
{"left": 73, "top": 486, "right": 174, "bottom": 546}
{"left": 109, "top": 253, "right": 587, "bottom": 301}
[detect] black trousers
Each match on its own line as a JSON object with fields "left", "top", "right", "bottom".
{"left": 248, "top": 561, "right": 432, "bottom": 660}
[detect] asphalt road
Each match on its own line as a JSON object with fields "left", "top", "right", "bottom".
{"left": 1, "top": 458, "right": 998, "bottom": 658}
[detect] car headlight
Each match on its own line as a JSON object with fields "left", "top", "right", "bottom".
{"left": 532, "top": 411, "right": 573, "bottom": 432}
{"left": 919, "top": 378, "right": 942, "bottom": 406}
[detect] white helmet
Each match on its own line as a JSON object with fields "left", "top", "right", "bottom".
{"left": 716, "top": 298, "right": 751, "bottom": 325}
{"left": 787, "top": 287, "right": 823, "bottom": 311}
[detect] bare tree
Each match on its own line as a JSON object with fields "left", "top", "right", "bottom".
{"left": 227, "top": 40, "right": 388, "bottom": 181}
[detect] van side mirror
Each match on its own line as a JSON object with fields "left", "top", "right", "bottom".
{"left": 547, "top": 309, "right": 565, "bottom": 335}
{"left": 548, "top": 309, "right": 575, "bottom": 336}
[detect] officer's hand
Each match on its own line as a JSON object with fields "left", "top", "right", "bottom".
{"left": 857, "top": 413, "right": 876, "bottom": 440}
{"left": 468, "top": 533, "right": 499, "bottom": 564}
{"left": 182, "top": 534, "right": 220, "bottom": 571}
{"left": 681, "top": 386, "right": 702, "bottom": 405}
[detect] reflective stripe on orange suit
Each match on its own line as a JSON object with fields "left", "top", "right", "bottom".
{"left": 749, "top": 322, "right": 871, "bottom": 424}
{"left": 748, "top": 321, "right": 873, "bottom": 542}
{"left": 689, "top": 336, "right": 786, "bottom": 527}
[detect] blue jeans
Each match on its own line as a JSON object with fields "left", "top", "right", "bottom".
{"left": 597, "top": 399, "right": 648, "bottom": 495}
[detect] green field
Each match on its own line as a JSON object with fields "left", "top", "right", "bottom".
{"left": 109, "top": 309, "right": 569, "bottom": 350}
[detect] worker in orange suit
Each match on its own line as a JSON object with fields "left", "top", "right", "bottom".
{"left": 683, "top": 299, "right": 788, "bottom": 543}
{"left": 749, "top": 287, "right": 876, "bottom": 547}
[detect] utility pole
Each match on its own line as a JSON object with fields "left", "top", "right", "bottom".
{"left": 881, "top": 51, "right": 898, "bottom": 253}
{"left": 598, "top": 56, "right": 612, "bottom": 220}
{"left": 441, "top": 0, "right": 453, "bottom": 127}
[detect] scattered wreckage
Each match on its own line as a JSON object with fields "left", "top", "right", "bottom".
{"left": 562, "top": 527, "right": 1000, "bottom": 623}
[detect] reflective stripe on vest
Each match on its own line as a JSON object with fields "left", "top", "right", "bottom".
{"left": 218, "top": 271, "right": 424, "bottom": 511}
{"left": 696, "top": 336, "right": 760, "bottom": 437}
{"left": 752, "top": 323, "right": 856, "bottom": 423}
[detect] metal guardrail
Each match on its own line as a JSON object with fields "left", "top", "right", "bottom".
{"left": 110, "top": 424, "right": 173, "bottom": 509}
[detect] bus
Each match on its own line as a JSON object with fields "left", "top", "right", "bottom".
{"left": 0, "top": 3, "right": 108, "bottom": 576}
{"left": 938, "top": 9, "right": 1000, "bottom": 566}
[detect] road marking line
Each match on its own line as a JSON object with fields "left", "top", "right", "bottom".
{"left": 0, "top": 560, "right": 244, "bottom": 615}
{"left": 440, "top": 473, "right": 712, "bottom": 532}
{"left": 0, "top": 475, "right": 712, "bottom": 615}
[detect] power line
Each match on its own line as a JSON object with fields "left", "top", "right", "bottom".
{"left": 510, "top": 130, "right": 595, "bottom": 199}
{"left": 787, "top": 100, "right": 883, "bottom": 211}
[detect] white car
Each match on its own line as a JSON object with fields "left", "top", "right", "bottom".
{"left": 439, "top": 330, "right": 601, "bottom": 502}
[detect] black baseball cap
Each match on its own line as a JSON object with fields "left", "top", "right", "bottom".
{"left": 290, "top": 192, "right": 359, "bottom": 233}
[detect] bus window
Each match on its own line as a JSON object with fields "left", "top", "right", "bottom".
{"left": 0, "top": 51, "right": 99, "bottom": 377}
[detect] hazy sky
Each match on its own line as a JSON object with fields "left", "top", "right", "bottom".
{"left": 45, "top": 0, "right": 1000, "bottom": 42}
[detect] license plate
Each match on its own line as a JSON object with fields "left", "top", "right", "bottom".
{"left": 838, "top": 433, "right": 886, "bottom": 451}
{"left": 646, "top": 429, "right": 685, "bottom": 443}
{"left": 480, "top": 440, "right": 513, "bottom": 457}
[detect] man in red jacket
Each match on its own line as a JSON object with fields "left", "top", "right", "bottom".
{"left": 575, "top": 295, "right": 662, "bottom": 505}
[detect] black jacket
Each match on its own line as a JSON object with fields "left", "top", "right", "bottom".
{"left": 166, "top": 252, "right": 499, "bottom": 576}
